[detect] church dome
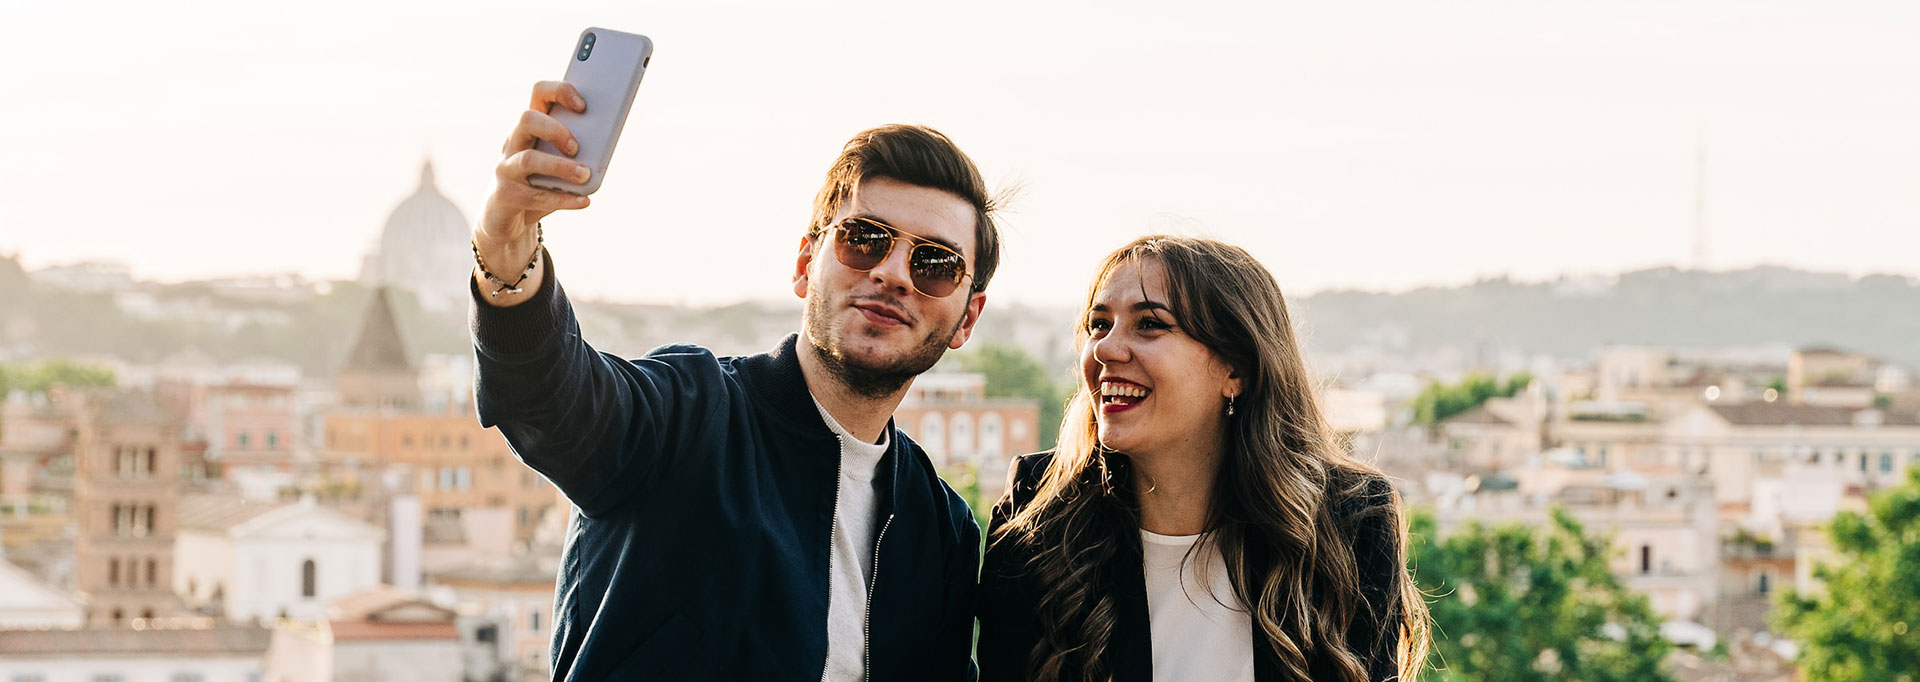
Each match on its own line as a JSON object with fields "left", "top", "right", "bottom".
{"left": 362, "top": 160, "right": 473, "bottom": 312}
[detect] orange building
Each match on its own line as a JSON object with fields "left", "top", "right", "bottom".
{"left": 893, "top": 373, "right": 1041, "bottom": 505}
{"left": 323, "top": 287, "right": 557, "bottom": 543}
{"left": 71, "top": 390, "right": 186, "bottom": 626}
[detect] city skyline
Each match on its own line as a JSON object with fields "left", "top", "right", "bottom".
{"left": 3, "top": 0, "right": 1917, "bottom": 307}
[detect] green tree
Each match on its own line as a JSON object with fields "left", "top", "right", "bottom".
{"left": 1412, "top": 508, "right": 1674, "bottom": 682}
{"left": 940, "top": 462, "right": 993, "bottom": 535}
{"left": 28, "top": 358, "right": 117, "bottom": 392}
{"left": 946, "top": 343, "right": 1072, "bottom": 450}
{"left": 1, "top": 358, "right": 116, "bottom": 394}
{"left": 1775, "top": 467, "right": 1920, "bottom": 681}
{"left": 1412, "top": 371, "right": 1534, "bottom": 427}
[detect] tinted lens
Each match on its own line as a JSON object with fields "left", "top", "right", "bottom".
{"left": 833, "top": 221, "right": 894, "bottom": 270}
{"left": 909, "top": 244, "right": 966, "bottom": 297}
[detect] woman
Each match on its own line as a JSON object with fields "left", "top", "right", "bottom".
{"left": 978, "top": 236, "right": 1429, "bottom": 682}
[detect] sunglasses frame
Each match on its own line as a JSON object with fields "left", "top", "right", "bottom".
{"left": 813, "top": 216, "right": 976, "bottom": 298}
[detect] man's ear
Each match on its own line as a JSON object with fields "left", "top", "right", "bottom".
{"left": 793, "top": 233, "right": 816, "bottom": 299}
{"left": 946, "top": 292, "right": 988, "bottom": 350}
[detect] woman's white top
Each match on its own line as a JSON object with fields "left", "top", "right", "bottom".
{"left": 1140, "top": 529, "right": 1256, "bottom": 682}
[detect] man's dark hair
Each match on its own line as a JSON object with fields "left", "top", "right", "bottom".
{"left": 809, "top": 124, "right": 1001, "bottom": 294}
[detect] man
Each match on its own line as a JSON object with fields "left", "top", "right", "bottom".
{"left": 470, "top": 80, "right": 997, "bottom": 681}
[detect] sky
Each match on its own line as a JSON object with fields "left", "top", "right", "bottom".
{"left": 2, "top": 0, "right": 1916, "bottom": 307}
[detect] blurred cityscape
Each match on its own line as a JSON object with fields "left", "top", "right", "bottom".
{"left": 1, "top": 162, "right": 1917, "bottom": 680}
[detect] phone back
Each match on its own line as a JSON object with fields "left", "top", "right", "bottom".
{"left": 530, "top": 28, "right": 652, "bottom": 195}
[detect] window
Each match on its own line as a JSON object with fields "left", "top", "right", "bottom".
{"left": 110, "top": 609, "right": 123, "bottom": 625}
{"left": 267, "top": 432, "right": 279, "bottom": 450}
{"left": 979, "top": 413, "right": 1004, "bottom": 459}
{"left": 1881, "top": 452, "right": 1894, "bottom": 474}
{"left": 143, "top": 506, "right": 155, "bottom": 537}
{"left": 917, "top": 413, "right": 945, "bottom": 456}
{"left": 301, "top": 559, "right": 317, "bottom": 598}
{"left": 111, "top": 504, "right": 123, "bottom": 535}
{"left": 1859, "top": 453, "right": 1869, "bottom": 472}
{"left": 1639, "top": 545, "right": 1652, "bottom": 575}
{"left": 108, "top": 558, "right": 119, "bottom": 587}
{"left": 146, "top": 448, "right": 156, "bottom": 475}
{"left": 237, "top": 432, "right": 250, "bottom": 449}
{"left": 530, "top": 608, "right": 542, "bottom": 633}
{"left": 1756, "top": 570, "right": 1771, "bottom": 595}
{"left": 475, "top": 624, "right": 498, "bottom": 644}
{"left": 950, "top": 413, "right": 975, "bottom": 455}
{"left": 457, "top": 468, "right": 472, "bottom": 491}
{"left": 140, "top": 608, "right": 153, "bottom": 621}
{"left": 146, "top": 559, "right": 157, "bottom": 587}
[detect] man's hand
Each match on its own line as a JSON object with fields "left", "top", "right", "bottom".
{"left": 474, "top": 81, "right": 592, "bottom": 306}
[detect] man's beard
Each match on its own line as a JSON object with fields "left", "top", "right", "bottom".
{"left": 806, "top": 290, "right": 962, "bottom": 399}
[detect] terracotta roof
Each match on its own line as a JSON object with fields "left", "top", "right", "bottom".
{"left": 327, "top": 620, "right": 459, "bottom": 642}
{"left": 329, "top": 585, "right": 457, "bottom": 622}
{"left": 0, "top": 625, "right": 270, "bottom": 655}
{"left": 1443, "top": 404, "right": 1511, "bottom": 426}
{"left": 177, "top": 494, "right": 287, "bottom": 532}
{"left": 96, "top": 391, "right": 178, "bottom": 424}
{"left": 329, "top": 585, "right": 416, "bottom": 620}
{"left": 430, "top": 557, "right": 557, "bottom": 587}
{"left": 1708, "top": 404, "right": 1920, "bottom": 427}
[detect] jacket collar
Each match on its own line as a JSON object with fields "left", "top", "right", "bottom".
{"left": 738, "top": 333, "right": 909, "bottom": 514}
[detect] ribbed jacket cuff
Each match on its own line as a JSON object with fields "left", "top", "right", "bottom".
{"left": 469, "top": 246, "right": 565, "bottom": 358}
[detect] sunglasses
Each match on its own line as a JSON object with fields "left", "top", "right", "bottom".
{"left": 814, "top": 216, "right": 975, "bottom": 298}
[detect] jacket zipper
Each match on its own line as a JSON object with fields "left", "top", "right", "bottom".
{"left": 821, "top": 435, "right": 845, "bottom": 682}
{"left": 864, "top": 512, "right": 895, "bottom": 680}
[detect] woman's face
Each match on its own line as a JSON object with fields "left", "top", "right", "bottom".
{"left": 1080, "top": 259, "right": 1240, "bottom": 457}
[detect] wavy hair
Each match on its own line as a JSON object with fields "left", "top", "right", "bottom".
{"left": 998, "top": 236, "right": 1429, "bottom": 682}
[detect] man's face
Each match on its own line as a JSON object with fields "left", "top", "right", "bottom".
{"left": 794, "top": 176, "right": 987, "bottom": 398}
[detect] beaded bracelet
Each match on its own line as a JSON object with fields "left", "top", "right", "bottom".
{"left": 472, "top": 222, "right": 544, "bottom": 297}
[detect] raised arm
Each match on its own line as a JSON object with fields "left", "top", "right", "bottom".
{"left": 472, "top": 80, "right": 593, "bottom": 308}
{"left": 470, "top": 81, "right": 719, "bottom": 518}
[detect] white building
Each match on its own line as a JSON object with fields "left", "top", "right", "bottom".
{"left": 174, "top": 495, "right": 385, "bottom": 623}
{"left": 0, "top": 556, "right": 83, "bottom": 629}
{"left": 261, "top": 586, "right": 464, "bottom": 682}
{"left": 0, "top": 622, "right": 269, "bottom": 682}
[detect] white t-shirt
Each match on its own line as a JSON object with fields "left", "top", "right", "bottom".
{"left": 815, "top": 397, "right": 890, "bottom": 682}
{"left": 1141, "top": 529, "right": 1256, "bottom": 682}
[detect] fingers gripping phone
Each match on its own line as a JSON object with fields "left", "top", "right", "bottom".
{"left": 530, "top": 28, "right": 652, "bottom": 195}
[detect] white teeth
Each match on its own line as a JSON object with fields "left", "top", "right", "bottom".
{"left": 1099, "top": 382, "right": 1149, "bottom": 398}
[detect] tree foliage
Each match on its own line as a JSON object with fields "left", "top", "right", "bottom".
{"left": 0, "top": 357, "right": 117, "bottom": 395}
{"left": 1411, "top": 508, "right": 1674, "bottom": 682}
{"left": 1411, "top": 372, "right": 1533, "bottom": 426}
{"left": 1774, "top": 467, "right": 1920, "bottom": 681}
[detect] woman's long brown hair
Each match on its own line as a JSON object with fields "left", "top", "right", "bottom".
{"left": 998, "top": 236, "right": 1430, "bottom": 682}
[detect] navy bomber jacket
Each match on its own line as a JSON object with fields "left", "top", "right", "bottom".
{"left": 469, "top": 253, "right": 980, "bottom": 682}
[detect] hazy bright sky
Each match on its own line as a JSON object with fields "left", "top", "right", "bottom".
{"left": 3, "top": 0, "right": 1916, "bottom": 306}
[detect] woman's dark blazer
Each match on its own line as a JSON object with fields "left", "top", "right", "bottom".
{"left": 976, "top": 451, "right": 1411, "bottom": 682}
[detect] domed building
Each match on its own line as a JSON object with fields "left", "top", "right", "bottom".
{"left": 360, "top": 160, "right": 473, "bottom": 313}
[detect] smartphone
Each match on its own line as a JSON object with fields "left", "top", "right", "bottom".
{"left": 530, "top": 28, "right": 653, "bottom": 195}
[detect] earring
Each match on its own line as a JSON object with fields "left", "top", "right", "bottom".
{"left": 1226, "top": 395, "right": 1236, "bottom": 417}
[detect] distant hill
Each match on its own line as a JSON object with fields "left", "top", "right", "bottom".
{"left": 1292, "top": 265, "right": 1920, "bottom": 369}
{"left": 3, "top": 255, "right": 1914, "bottom": 374}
